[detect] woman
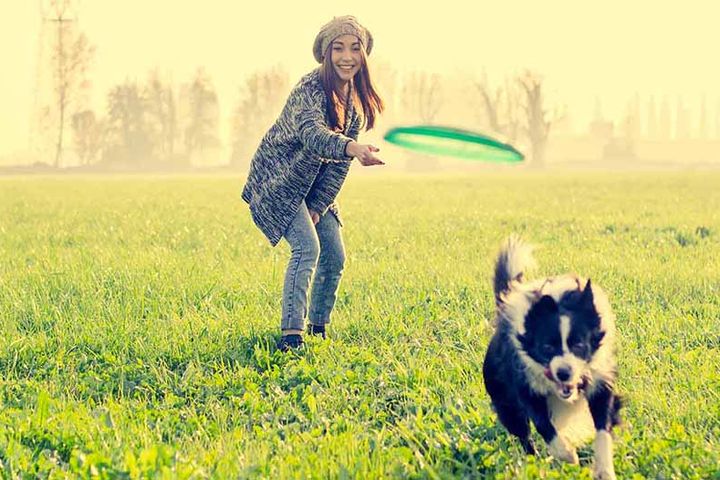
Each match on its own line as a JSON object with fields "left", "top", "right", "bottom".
{"left": 241, "top": 15, "right": 385, "bottom": 351}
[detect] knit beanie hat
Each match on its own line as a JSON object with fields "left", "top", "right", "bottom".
{"left": 312, "top": 15, "right": 373, "bottom": 63}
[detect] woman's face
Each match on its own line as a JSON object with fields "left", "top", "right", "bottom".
{"left": 330, "top": 34, "right": 362, "bottom": 85}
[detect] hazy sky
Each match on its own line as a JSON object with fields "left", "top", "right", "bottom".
{"left": 2, "top": 0, "right": 719, "bottom": 157}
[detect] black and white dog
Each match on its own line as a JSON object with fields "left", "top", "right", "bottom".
{"left": 483, "top": 237, "right": 622, "bottom": 480}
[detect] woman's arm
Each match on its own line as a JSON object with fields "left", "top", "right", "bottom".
{"left": 304, "top": 113, "right": 360, "bottom": 215}
{"left": 293, "top": 89, "right": 354, "bottom": 161}
{"left": 305, "top": 113, "right": 384, "bottom": 215}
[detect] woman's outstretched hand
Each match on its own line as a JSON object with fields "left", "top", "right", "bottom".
{"left": 346, "top": 141, "right": 384, "bottom": 166}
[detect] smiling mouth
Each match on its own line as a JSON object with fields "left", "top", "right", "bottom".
{"left": 544, "top": 369, "right": 588, "bottom": 400}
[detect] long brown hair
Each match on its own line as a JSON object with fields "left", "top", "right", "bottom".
{"left": 320, "top": 45, "right": 384, "bottom": 131}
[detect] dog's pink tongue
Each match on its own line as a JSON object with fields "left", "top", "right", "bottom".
{"left": 544, "top": 368, "right": 554, "bottom": 380}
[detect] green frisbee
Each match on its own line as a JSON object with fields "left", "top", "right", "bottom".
{"left": 383, "top": 125, "right": 524, "bottom": 163}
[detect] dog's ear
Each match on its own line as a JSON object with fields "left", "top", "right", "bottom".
{"left": 525, "top": 295, "right": 558, "bottom": 333}
{"left": 536, "top": 294, "right": 559, "bottom": 314}
{"left": 580, "top": 279, "right": 595, "bottom": 310}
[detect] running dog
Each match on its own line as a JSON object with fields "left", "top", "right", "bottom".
{"left": 483, "top": 236, "right": 622, "bottom": 479}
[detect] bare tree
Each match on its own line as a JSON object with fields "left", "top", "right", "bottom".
{"left": 624, "top": 94, "right": 641, "bottom": 142}
{"left": 675, "top": 96, "right": 691, "bottom": 140}
{"left": 183, "top": 68, "right": 220, "bottom": 158}
{"left": 698, "top": 94, "right": 707, "bottom": 140}
{"left": 659, "top": 96, "right": 671, "bottom": 140}
{"left": 398, "top": 71, "right": 443, "bottom": 171}
{"left": 647, "top": 96, "right": 658, "bottom": 140}
{"left": 71, "top": 109, "right": 102, "bottom": 165}
{"left": 517, "top": 70, "right": 562, "bottom": 167}
{"left": 371, "top": 60, "right": 399, "bottom": 127}
{"left": 45, "top": 0, "right": 94, "bottom": 168}
{"left": 145, "top": 70, "right": 178, "bottom": 161}
{"left": 230, "top": 66, "right": 289, "bottom": 167}
{"left": 475, "top": 73, "right": 521, "bottom": 143}
{"left": 400, "top": 71, "right": 442, "bottom": 124}
{"left": 104, "top": 81, "right": 152, "bottom": 164}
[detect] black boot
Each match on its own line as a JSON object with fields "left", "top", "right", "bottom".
{"left": 277, "top": 334, "right": 304, "bottom": 352}
{"left": 307, "top": 324, "right": 326, "bottom": 339}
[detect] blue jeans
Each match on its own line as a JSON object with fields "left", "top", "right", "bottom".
{"left": 281, "top": 203, "right": 345, "bottom": 331}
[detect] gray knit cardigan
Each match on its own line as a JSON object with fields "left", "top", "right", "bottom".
{"left": 241, "top": 68, "right": 361, "bottom": 246}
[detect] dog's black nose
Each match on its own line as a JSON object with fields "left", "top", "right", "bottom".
{"left": 556, "top": 367, "right": 571, "bottom": 382}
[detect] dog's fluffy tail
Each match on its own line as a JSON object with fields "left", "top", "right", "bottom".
{"left": 493, "top": 235, "right": 536, "bottom": 301}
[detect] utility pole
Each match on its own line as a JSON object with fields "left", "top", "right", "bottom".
{"left": 47, "top": 0, "right": 75, "bottom": 168}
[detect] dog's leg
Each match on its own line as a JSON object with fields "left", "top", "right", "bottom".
{"left": 525, "top": 393, "right": 579, "bottom": 464}
{"left": 495, "top": 403, "right": 536, "bottom": 454}
{"left": 588, "top": 382, "right": 618, "bottom": 480}
{"left": 592, "top": 431, "right": 615, "bottom": 480}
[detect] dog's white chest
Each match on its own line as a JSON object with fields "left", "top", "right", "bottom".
{"left": 547, "top": 395, "right": 595, "bottom": 446}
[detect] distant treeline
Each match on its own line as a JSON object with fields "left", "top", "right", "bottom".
{"left": 32, "top": 11, "right": 720, "bottom": 170}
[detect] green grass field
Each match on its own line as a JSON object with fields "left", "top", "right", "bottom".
{"left": 1, "top": 171, "right": 719, "bottom": 479}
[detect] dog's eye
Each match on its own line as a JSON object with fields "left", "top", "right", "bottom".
{"left": 571, "top": 343, "right": 588, "bottom": 357}
{"left": 541, "top": 344, "right": 555, "bottom": 356}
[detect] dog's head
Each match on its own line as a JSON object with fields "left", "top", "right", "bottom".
{"left": 514, "top": 279, "right": 609, "bottom": 402}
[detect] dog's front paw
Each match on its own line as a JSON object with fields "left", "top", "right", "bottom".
{"left": 593, "top": 430, "right": 616, "bottom": 480}
{"left": 592, "top": 465, "right": 616, "bottom": 480}
{"left": 548, "top": 436, "right": 578, "bottom": 464}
